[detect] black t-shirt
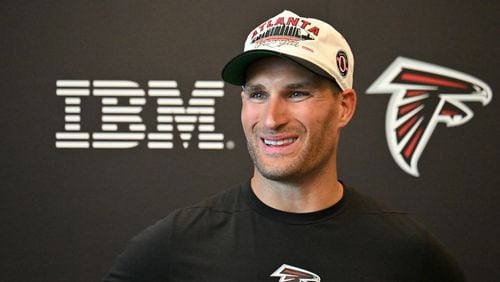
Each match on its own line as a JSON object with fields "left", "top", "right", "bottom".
{"left": 103, "top": 181, "right": 465, "bottom": 281}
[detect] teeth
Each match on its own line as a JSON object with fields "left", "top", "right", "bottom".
{"left": 263, "top": 138, "right": 296, "bottom": 146}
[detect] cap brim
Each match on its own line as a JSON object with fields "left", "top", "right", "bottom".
{"left": 221, "top": 50, "right": 335, "bottom": 86}
{"left": 221, "top": 50, "right": 278, "bottom": 86}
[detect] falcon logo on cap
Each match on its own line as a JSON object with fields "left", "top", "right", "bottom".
{"left": 367, "top": 57, "right": 492, "bottom": 177}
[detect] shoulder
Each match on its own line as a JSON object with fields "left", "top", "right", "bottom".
{"left": 344, "top": 186, "right": 434, "bottom": 242}
{"left": 344, "top": 186, "right": 404, "bottom": 214}
{"left": 343, "top": 186, "right": 465, "bottom": 280}
{"left": 103, "top": 184, "right": 246, "bottom": 281}
{"left": 137, "top": 183, "right": 251, "bottom": 241}
{"left": 170, "top": 183, "right": 250, "bottom": 224}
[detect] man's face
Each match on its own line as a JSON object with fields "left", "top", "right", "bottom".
{"left": 241, "top": 56, "right": 346, "bottom": 182}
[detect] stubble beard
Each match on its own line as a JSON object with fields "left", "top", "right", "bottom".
{"left": 246, "top": 133, "right": 337, "bottom": 183}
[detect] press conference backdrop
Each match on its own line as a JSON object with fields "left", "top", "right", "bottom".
{"left": 2, "top": 1, "right": 498, "bottom": 281}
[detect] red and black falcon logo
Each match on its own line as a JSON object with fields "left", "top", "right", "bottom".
{"left": 270, "top": 264, "right": 321, "bottom": 282}
{"left": 367, "top": 57, "right": 492, "bottom": 177}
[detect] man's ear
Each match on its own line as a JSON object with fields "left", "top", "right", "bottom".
{"left": 338, "top": 88, "right": 357, "bottom": 127}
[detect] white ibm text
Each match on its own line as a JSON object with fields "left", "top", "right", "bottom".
{"left": 55, "top": 80, "right": 231, "bottom": 150}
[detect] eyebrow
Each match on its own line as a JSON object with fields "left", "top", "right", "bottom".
{"left": 241, "top": 84, "right": 264, "bottom": 92}
{"left": 243, "top": 80, "right": 320, "bottom": 92}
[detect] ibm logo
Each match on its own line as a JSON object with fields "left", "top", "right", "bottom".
{"left": 56, "top": 80, "right": 233, "bottom": 149}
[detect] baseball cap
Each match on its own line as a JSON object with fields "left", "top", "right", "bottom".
{"left": 221, "top": 10, "right": 354, "bottom": 90}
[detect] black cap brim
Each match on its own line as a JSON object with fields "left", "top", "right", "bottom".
{"left": 221, "top": 50, "right": 334, "bottom": 86}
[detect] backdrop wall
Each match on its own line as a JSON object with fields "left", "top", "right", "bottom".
{"left": 2, "top": 1, "right": 498, "bottom": 281}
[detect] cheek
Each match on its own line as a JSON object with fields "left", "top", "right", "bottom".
{"left": 240, "top": 103, "right": 257, "bottom": 132}
{"left": 307, "top": 106, "right": 339, "bottom": 133}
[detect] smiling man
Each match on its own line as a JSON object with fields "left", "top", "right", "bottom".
{"left": 240, "top": 56, "right": 352, "bottom": 213}
{"left": 104, "top": 10, "right": 465, "bottom": 282}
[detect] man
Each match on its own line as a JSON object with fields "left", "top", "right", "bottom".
{"left": 104, "top": 10, "right": 465, "bottom": 281}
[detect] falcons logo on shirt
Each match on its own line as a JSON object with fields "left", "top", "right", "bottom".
{"left": 367, "top": 57, "right": 492, "bottom": 177}
{"left": 270, "top": 264, "right": 321, "bottom": 282}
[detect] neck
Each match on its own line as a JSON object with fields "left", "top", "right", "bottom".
{"left": 251, "top": 169, "right": 343, "bottom": 213}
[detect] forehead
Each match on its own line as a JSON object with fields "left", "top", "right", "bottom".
{"left": 244, "top": 56, "right": 325, "bottom": 87}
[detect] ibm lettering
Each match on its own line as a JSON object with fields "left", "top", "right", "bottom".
{"left": 55, "top": 80, "right": 230, "bottom": 149}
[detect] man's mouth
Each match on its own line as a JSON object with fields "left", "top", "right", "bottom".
{"left": 262, "top": 137, "right": 297, "bottom": 146}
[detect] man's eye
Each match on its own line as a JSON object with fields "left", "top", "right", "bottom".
{"left": 249, "top": 92, "right": 267, "bottom": 100}
{"left": 289, "top": 91, "right": 309, "bottom": 100}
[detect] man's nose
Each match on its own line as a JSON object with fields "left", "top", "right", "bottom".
{"left": 262, "top": 96, "right": 288, "bottom": 129}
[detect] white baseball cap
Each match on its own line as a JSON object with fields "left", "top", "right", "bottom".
{"left": 221, "top": 10, "right": 354, "bottom": 90}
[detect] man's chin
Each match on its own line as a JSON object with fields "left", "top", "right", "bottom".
{"left": 255, "top": 165, "right": 302, "bottom": 182}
